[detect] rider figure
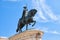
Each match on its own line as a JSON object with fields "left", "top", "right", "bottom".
{"left": 22, "top": 5, "right": 28, "bottom": 23}
{"left": 22, "top": 5, "right": 28, "bottom": 19}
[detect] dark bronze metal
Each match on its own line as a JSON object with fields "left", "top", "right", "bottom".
{"left": 16, "top": 6, "right": 37, "bottom": 33}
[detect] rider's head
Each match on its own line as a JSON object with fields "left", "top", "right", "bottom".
{"left": 23, "top": 5, "right": 27, "bottom": 9}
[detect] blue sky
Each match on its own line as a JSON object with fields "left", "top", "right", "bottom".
{"left": 0, "top": 0, "right": 60, "bottom": 40}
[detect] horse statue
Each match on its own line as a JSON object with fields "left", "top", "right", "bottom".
{"left": 16, "top": 9, "right": 37, "bottom": 33}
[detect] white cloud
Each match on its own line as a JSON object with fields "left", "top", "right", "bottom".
{"left": 44, "top": 30, "right": 60, "bottom": 35}
{"left": 38, "top": 11, "right": 47, "bottom": 20}
{"left": 39, "top": 27, "right": 49, "bottom": 33}
{"left": 32, "top": 0, "right": 59, "bottom": 23}
{"left": 40, "top": 27, "right": 60, "bottom": 35}
{"left": 40, "top": 0, "right": 58, "bottom": 21}
{"left": 40, "top": 2, "right": 58, "bottom": 21}
{"left": 0, "top": 36, "right": 8, "bottom": 38}
{"left": 32, "top": 0, "right": 48, "bottom": 22}
{"left": 50, "top": 31, "right": 60, "bottom": 35}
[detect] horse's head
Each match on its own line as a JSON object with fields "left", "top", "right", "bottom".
{"left": 28, "top": 9, "right": 37, "bottom": 17}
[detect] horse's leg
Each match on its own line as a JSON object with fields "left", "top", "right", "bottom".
{"left": 32, "top": 21, "right": 36, "bottom": 27}
{"left": 19, "top": 28, "right": 22, "bottom": 33}
{"left": 26, "top": 24, "right": 28, "bottom": 30}
{"left": 29, "top": 23, "right": 31, "bottom": 25}
{"left": 19, "top": 24, "right": 25, "bottom": 33}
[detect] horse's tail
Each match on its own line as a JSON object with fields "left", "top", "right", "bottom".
{"left": 16, "top": 28, "right": 19, "bottom": 32}
{"left": 16, "top": 22, "right": 20, "bottom": 32}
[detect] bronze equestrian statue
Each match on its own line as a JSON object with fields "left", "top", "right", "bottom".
{"left": 16, "top": 6, "right": 37, "bottom": 33}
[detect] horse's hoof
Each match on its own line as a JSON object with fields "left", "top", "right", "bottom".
{"left": 32, "top": 25, "right": 34, "bottom": 27}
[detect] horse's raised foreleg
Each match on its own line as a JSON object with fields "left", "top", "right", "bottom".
{"left": 32, "top": 21, "right": 36, "bottom": 27}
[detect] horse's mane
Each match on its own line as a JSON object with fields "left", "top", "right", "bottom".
{"left": 28, "top": 9, "right": 37, "bottom": 17}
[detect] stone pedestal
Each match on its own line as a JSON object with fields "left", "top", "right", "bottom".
{"left": 9, "top": 30, "right": 44, "bottom": 40}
